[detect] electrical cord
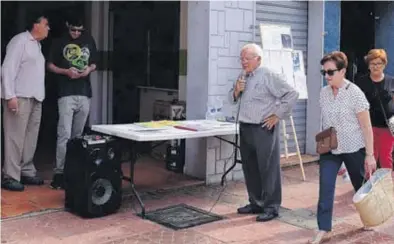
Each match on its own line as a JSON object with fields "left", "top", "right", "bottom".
{"left": 208, "top": 150, "right": 235, "bottom": 213}
{"left": 208, "top": 86, "right": 243, "bottom": 213}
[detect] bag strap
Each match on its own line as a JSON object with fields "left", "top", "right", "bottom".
{"left": 374, "top": 86, "right": 390, "bottom": 123}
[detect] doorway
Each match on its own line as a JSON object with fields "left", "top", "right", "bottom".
{"left": 340, "top": 1, "right": 376, "bottom": 82}
{"left": 109, "top": 1, "right": 180, "bottom": 124}
{"left": 1, "top": 1, "right": 88, "bottom": 169}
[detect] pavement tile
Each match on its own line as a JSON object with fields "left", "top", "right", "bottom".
{"left": 195, "top": 218, "right": 311, "bottom": 243}
{"left": 2, "top": 163, "right": 394, "bottom": 244}
{"left": 104, "top": 228, "right": 225, "bottom": 244}
{"left": 1, "top": 210, "right": 158, "bottom": 243}
{"left": 282, "top": 197, "right": 309, "bottom": 210}
{"left": 327, "top": 223, "right": 394, "bottom": 244}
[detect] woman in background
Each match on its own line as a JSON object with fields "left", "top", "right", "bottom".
{"left": 357, "top": 49, "right": 394, "bottom": 170}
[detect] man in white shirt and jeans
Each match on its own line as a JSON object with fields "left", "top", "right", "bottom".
{"left": 1, "top": 14, "right": 50, "bottom": 191}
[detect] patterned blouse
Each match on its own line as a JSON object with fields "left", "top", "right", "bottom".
{"left": 319, "top": 79, "right": 370, "bottom": 154}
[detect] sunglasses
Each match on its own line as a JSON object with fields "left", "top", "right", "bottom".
{"left": 320, "top": 69, "right": 339, "bottom": 76}
{"left": 70, "top": 27, "right": 84, "bottom": 33}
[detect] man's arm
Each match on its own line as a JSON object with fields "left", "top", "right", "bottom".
{"left": 47, "top": 62, "right": 69, "bottom": 76}
{"left": 47, "top": 39, "right": 68, "bottom": 76}
{"left": 266, "top": 72, "right": 299, "bottom": 120}
{"left": 1, "top": 35, "right": 25, "bottom": 100}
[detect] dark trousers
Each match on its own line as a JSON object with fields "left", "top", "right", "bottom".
{"left": 317, "top": 149, "right": 366, "bottom": 231}
{"left": 239, "top": 123, "right": 281, "bottom": 214}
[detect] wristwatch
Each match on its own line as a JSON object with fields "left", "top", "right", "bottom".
{"left": 366, "top": 153, "right": 374, "bottom": 157}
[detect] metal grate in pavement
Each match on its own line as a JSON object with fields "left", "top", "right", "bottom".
{"left": 139, "top": 204, "right": 224, "bottom": 230}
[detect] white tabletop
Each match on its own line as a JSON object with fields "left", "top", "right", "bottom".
{"left": 91, "top": 120, "right": 239, "bottom": 142}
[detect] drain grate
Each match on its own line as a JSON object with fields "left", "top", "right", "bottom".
{"left": 139, "top": 204, "right": 224, "bottom": 230}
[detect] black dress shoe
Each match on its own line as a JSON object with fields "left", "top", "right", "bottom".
{"left": 21, "top": 176, "right": 44, "bottom": 185}
{"left": 50, "top": 174, "right": 64, "bottom": 190}
{"left": 256, "top": 212, "right": 278, "bottom": 222}
{"left": 1, "top": 178, "right": 24, "bottom": 191}
{"left": 237, "top": 204, "right": 263, "bottom": 214}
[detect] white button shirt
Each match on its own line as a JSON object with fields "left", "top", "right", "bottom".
{"left": 320, "top": 79, "right": 370, "bottom": 154}
{"left": 1, "top": 31, "right": 46, "bottom": 102}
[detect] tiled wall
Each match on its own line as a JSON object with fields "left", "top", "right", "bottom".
{"left": 205, "top": 1, "right": 255, "bottom": 184}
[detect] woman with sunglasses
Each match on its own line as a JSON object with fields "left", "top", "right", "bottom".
{"left": 308, "top": 51, "right": 376, "bottom": 244}
{"left": 356, "top": 49, "right": 394, "bottom": 170}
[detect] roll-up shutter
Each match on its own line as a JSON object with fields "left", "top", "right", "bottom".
{"left": 255, "top": 1, "right": 308, "bottom": 155}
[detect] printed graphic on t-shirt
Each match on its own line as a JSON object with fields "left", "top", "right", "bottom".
{"left": 62, "top": 43, "right": 90, "bottom": 72}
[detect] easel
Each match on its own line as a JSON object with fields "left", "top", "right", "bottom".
{"left": 281, "top": 116, "right": 306, "bottom": 181}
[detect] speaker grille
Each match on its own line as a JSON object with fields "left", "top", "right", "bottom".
{"left": 91, "top": 178, "right": 114, "bottom": 206}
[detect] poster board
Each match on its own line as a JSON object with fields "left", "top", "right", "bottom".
{"left": 260, "top": 24, "right": 293, "bottom": 50}
{"left": 259, "top": 24, "right": 308, "bottom": 99}
{"left": 293, "top": 50, "right": 308, "bottom": 99}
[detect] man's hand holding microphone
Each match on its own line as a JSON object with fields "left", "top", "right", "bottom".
{"left": 233, "top": 72, "right": 246, "bottom": 99}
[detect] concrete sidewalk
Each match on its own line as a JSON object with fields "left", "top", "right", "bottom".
{"left": 1, "top": 163, "right": 394, "bottom": 244}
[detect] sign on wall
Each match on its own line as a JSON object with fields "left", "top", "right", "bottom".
{"left": 259, "top": 24, "right": 308, "bottom": 99}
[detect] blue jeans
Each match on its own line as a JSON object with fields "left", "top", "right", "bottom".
{"left": 317, "top": 148, "right": 366, "bottom": 231}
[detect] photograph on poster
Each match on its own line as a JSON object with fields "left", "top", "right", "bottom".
{"left": 293, "top": 52, "right": 301, "bottom": 72}
{"left": 281, "top": 34, "right": 292, "bottom": 49}
{"left": 292, "top": 50, "right": 307, "bottom": 99}
{"left": 292, "top": 50, "right": 305, "bottom": 74}
{"left": 259, "top": 24, "right": 293, "bottom": 50}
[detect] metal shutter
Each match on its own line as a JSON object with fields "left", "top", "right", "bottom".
{"left": 255, "top": 1, "right": 308, "bottom": 155}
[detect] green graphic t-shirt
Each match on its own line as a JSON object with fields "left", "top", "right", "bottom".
{"left": 48, "top": 34, "right": 97, "bottom": 98}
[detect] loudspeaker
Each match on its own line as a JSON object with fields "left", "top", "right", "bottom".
{"left": 64, "top": 134, "right": 123, "bottom": 218}
{"left": 165, "top": 139, "right": 185, "bottom": 173}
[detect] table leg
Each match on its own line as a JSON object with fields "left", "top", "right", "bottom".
{"left": 215, "top": 135, "right": 242, "bottom": 186}
{"left": 122, "top": 141, "right": 146, "bottom": 218}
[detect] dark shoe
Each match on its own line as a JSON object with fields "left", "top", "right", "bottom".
{"left": 21, "top": 176, "right": 44, "bottom": 185}
{"left": 256, "top": 212, "right": 278, "bottom": 222}
{"left": 50, "top": 174, "right": 64, "bottom": 190}
{"left": 1, "top": 178, "right": 24, "bottom": 191}
{"left": 237, "top": 204, "right": 263, "bottom": 214}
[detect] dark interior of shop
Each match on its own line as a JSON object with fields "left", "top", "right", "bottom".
{"left": 1, "top": 1, "right": 181, "bottom": 170}
{"left": 340, "top": 1, "right": 375, "bottom": 82}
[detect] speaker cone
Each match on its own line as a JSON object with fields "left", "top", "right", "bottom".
{"left": 91, "top": 178, "right": 113, "bottom": 206}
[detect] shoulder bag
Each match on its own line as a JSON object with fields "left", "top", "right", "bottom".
{"left": 315, "top": 127, "right": 338, "bottom": 155}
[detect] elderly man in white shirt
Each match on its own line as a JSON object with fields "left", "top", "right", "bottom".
{"left": 229, "top": 43, "right": 299, "bottom": 222}
{"left": 1, "top": 14, "right": 50, "bottom": 191}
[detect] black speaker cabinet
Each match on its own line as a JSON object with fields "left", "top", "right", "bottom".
{"left": 64, "top": 134, "right": 123, "bottom": 218}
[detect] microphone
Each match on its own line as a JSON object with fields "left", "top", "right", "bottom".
{"left": 239, "top": 71, "right": 246, "bottom": 96}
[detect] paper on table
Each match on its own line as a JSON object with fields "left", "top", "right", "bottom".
{"left": 133, "top": 120, "right": 181, "bottom": 129}
{"left": 175, "top": 120, "right": 234, "bottom": 131}
{"left": 126, "top": 124, "right": 169, "bottom": 131}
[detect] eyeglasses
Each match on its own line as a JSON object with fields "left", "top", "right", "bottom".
{"left": 369, "top": 62, "right": 384, "bottom": 67}
{"left": 239, "top": 56, "right": 257, "bottom": 62}
{"left": 320, "top": 69, "right": 339, "bottom": 76}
